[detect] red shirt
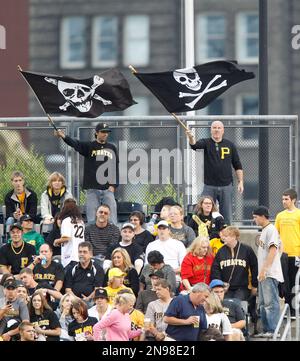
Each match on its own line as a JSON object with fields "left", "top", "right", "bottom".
{"left": 180, "top": 252, "right": 214, "bottom": 289}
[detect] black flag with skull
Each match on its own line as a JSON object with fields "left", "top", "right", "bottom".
{"left": 20, "top": 68, "right": 136, "bottom": 118}
{"left": 133, "top": 61, "right": 255, "bottom": 113}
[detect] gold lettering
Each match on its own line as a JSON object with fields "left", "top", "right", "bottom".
{"left": 221, "top": 147, "right": 230, "bottom": 159}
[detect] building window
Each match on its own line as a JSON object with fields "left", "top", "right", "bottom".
{"left": 236, "top": 13, "right": 258, "bottom": 63}
{"left": 60, "top": 17, "right": 87, "bottom": 69}
{"left": 236, "top": 94, "right": 259, "bottom": 145}
{"left": 92, "top": 16, "right": 118, "bottom": 68}
{"left": 123, "top": 15, "right": 150, "bottom": 67}
{"left": 196, "top": 14, "right": 226, "bottom": 62}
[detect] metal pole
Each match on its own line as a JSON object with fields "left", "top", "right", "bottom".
{"left": 258, "top": 0, "right": 269, "bottom": 207}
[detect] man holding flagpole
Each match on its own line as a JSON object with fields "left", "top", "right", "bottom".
{"left": 185, "top": 121, "right": 243, "bottom": 225}
{"left": 55, "top": 123, "right": 119, "bottom": 226}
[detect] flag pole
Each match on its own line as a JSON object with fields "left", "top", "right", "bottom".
{"left": 129, "top": 65, "right": 189, "bottom": 131}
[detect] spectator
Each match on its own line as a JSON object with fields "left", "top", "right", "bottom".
{"left": 4, "top": 171, "right": 38, "bottom": 226}
{"left": 188, "top": 196, "right": 226, "bottom": 254}
{"left": 32, "top": 243, "right": 64, "bottom": 292}
{"left": 29, "top": 291, "right": 61, "bottom": 341}
{"left": 68, "top": 298, "right": 97, "bottom": 341}
{"left": 0, "top": 273, "right": 14, "bottom": 299}
{"left": 169, "top": 205, "right": 196, "bottom": 248}
{"left": 103, "top": 247, "right": 139, "bottom": 296}
{"left": 180, "top": 236, "right": 214, "bottom": 292}
{"left": 136, "top": 271, "right": 163, "bottom": 314}
{"left": 199, "top": 327, "right": 225, "bottom": 341}
{"left": 54, "top": 293, "right": 74, "bottom": 341}
{"left": 84, "top": 204, "right": 120, "bottom": 266}
{"left": 93, "top": 293, "right": 142, "bottom": 341}
{"left": 88, "top": 288, "right": 112, "bottom": 322}
{"left": 275, "top": 188, "right": 300, "bottom": 316}
{"left": 45, "top": 213, "right": 62, "bottom": 257}
{"left": 104, "top": 223, "right": 144, "bottom": 275}
{"left": 16, "top": 281, "right": 30, "bottom": 306}
{"left": 40, "top": 172, "right": 73, "bottom": 232}
{"left": 140, "top": 250, "right": 177, "bottom": 293}
{"left": 186, "top": 120, "right": 243, "bottom": 224}
{"left": 64, "top": 242, "right": 104, "bottom": 304}
{"left": 146, "top": 204, "right": 172, "bottom": 237}
{"left": 53, "top": 199, "right": 85, "bottom": 268}
{"left": 0, "top": 223, "right": 36, "bottom": 275}
{"left": 104, "top": 268, "right": 133, "bottom": 305}
{"left": 204, "top": 290, "right": 232, "bottom": 341}
{"left": 145, "top": 220, "right": 186, "bottom": 281}
{"left": 55, "top": 123, "right": 119, "bottom": 225}
{"left": 0, "top": 279, "right": 30, "bottom": 341}
{"left": 6, "top": 214, "right": 44, "bottom": 254}
{"left": 253, "top": 206, "right": 284, "bottom": 337}
{"left": 210, "top": 226, "right": 258, "bottom": 301}
{"left": 210, "top": 279, "right": 246, "bottom": 341}
{"left": 154, "top": 197, "right": 179, "bottom": 213}
{"left": 164, "top": 283, "right": 209, "bottom": 341}
{"left": 144, "top": 279, "right": 173, "bottom": 341}
{"left": 19, "top": 321, "right": 36, "bottom": 341}
{"left": 129, "top": 211, "right": 154, "bottom": 252}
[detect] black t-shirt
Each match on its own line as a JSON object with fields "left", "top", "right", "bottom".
{"left": 134, "top": 230, "right": 155, "bottom": 252}
{"left": 30, "top": 309, "right": 61, "bottom": 341}
{"left": 0, "top": 242, "right": 36, "bottom": 274}
{"left": 33, "top": 260, "right": 64, "bottom": 287}
{"left": 222, "top": 298, "right": 245, "bottom": 323}
{"left": 106, "top": 242, "right": 144, "bottom": 264}
{"left": 191, "top": 138, "right": 242, "bottom": 186}
{"left": 45, "top": 226, "right": 61, "bottom": 256}
{"left": 68, "top": 316, "right": 98, "bottom": 339}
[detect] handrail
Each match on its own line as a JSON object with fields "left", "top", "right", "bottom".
{"left": 273, "top": 303, "right": 292, "bottom": 341}
{"left": 295, "top": 268, "right": 300, "bottom": 341}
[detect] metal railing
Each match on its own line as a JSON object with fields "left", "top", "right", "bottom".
{"left": 273, "top": 303, "right": 292, "bottom": 341}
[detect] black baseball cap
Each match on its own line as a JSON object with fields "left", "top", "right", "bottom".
{"left": 20, "top": 214, "right": 33, "bottom": 222}
{"left": 10, "top": 223, "right": 23, "bottom": 231}
{"left": 94, "top": 288, "right": 109, "bottom": 299}
{"left": 95, "top": 123, "right": 111, "bottom": 133}
{"left": 149, "top": 270, "right": 164, "bottom": 279}
{"left": 3, "top": 279, "right": 17, "bottom": 289}
{"left": 253, "top": 206, "right": 269, "bottom": 218}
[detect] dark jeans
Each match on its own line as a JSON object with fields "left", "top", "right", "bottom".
{"left": 286, "top": 257, "right": 300, "bottom": 312}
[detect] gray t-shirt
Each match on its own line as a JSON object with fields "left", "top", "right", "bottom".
{"left": 145, "top": 298, "right": 172, "bottom": 333}
{"left": 169, "top": 224, "right": 196, "bottom": 248}
{"left": 0, "top": 297, "right": 29, "bottom": 334}
{"left": 257, "top": 223, "right": 284, "bottom": 282}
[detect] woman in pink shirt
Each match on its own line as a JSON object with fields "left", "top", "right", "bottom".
{"left": 93, "top": 293, "right": 143, "bottom": 341}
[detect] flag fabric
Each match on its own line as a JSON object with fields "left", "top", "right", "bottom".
{"left": 20, "top": 68, "right": 136, "bottom": 118}
{"left": 133, "top": 61, "right": 255, "bottom": 113}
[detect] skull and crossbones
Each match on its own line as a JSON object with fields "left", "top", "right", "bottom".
{"left": 173, "top": 68, "right": 227, "bottom": 109}
{"left": 44, "top": 75, "right": 112, "bottom": 113}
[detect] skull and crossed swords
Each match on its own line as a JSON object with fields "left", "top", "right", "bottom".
{"left": 44, "top": 75, "right": 112, "bottom": 113}
{"left": 173, "top": 68, "right": 227, "bottom": 109}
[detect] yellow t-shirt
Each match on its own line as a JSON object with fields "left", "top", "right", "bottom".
{"left": 17, "top": 192, "right": 26, "bottom": 214}
{"left": 275, "top": 209, "right": 300, "bottom": 257}
{"left": 104, "top": 285, "right": 132, "bottom": 305}
{"left": 210, "top": 238, "right": 224, "bottom": 255}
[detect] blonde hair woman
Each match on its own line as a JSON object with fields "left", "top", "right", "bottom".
{"left": 55, "top": 293, "right": 75, "bottom": 341}
{"left": 169, "top": 205, "right": 196, "bottom": 248}
{"left": 180, "top": 236, "right": 214, "bottom": 292}
{"left": 40, "top": 172, "right": 73, "bottom": 228}
{"left": 93, "top": 293, "right": 143, "bottom": 341}
{"left": 104, "top": 248, "right": 139, "bottom": 296}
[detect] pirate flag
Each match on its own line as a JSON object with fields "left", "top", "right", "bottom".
{"left": 133, "top": 61, "right": 255, "bottom": 113}
{"left": 19, "top": 68, "right": 136, "bottom": 118}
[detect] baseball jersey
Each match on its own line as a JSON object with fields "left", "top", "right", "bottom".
{"left": 60, "top": 217, "right": 85, "bottom": 268}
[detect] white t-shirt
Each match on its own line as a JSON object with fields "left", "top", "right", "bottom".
{"left": 145, "top": 238, "right": 186, "bottom": 270}
{"left": 206, "top": 313, "right": 232, "bottom": 335}
{"left": 257, "top": 223, "right": 284, "bottom": 282}
{"left": 60, "top": 217, "right": 85, "bottom": 268}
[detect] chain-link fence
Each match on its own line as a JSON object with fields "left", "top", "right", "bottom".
{"left": 0, "top": 115, "right": 297, "bottom": 223}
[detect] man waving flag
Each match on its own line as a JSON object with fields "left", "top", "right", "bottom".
{"left": 19, "top": 68, "right": 136, "bottom": 118}
{"left": 132, "top": 60, "right": 255, "bottom": 113}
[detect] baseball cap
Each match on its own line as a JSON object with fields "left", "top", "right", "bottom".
{"left": 95, "top": 123, "right": 111, "bottom": 133}
{"left": 157, "top": 220, "right": 170, "bottom": 228}
{"left": 15, "top": 280, "right": 26, "bottom": 288}
{"left": 3, "top": 279, "right": 17, "bottom": 289}
{"left": 94, "top": 288, "right": 109, "bottom": 299}
{"left": 253, "top": 206, "right": 269, "bottom": 218}
{"left": 149, "top": 270, "right": 164, "bottom": 279}
{"left": 20, "top": 214, "right": 33, "bottom": 222}
{"left": 108, "top": 267, "right": 126, "bottom": 280}
{"left": 209, "top": 279, "right": 225, "bottom": 289}
{"left": 121, "top": 223, "right": 135, "bottom": 231}
{"left": 10, "top": 223, "right": 23, "bottom": 231}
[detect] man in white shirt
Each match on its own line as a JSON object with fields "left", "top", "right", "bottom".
{"left": 253, "top": 206, "right": 284, "bottom": 338}
{"left": 145, "top": 220, "right": 186, "bottom": 280}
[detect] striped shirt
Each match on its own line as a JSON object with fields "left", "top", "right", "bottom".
{"left": 84, "top": 223, "right": 120, "bottom": 256}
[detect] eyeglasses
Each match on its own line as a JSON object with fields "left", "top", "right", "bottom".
{"left": 99, "top": 211, "right": 109, "bottom": 215}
